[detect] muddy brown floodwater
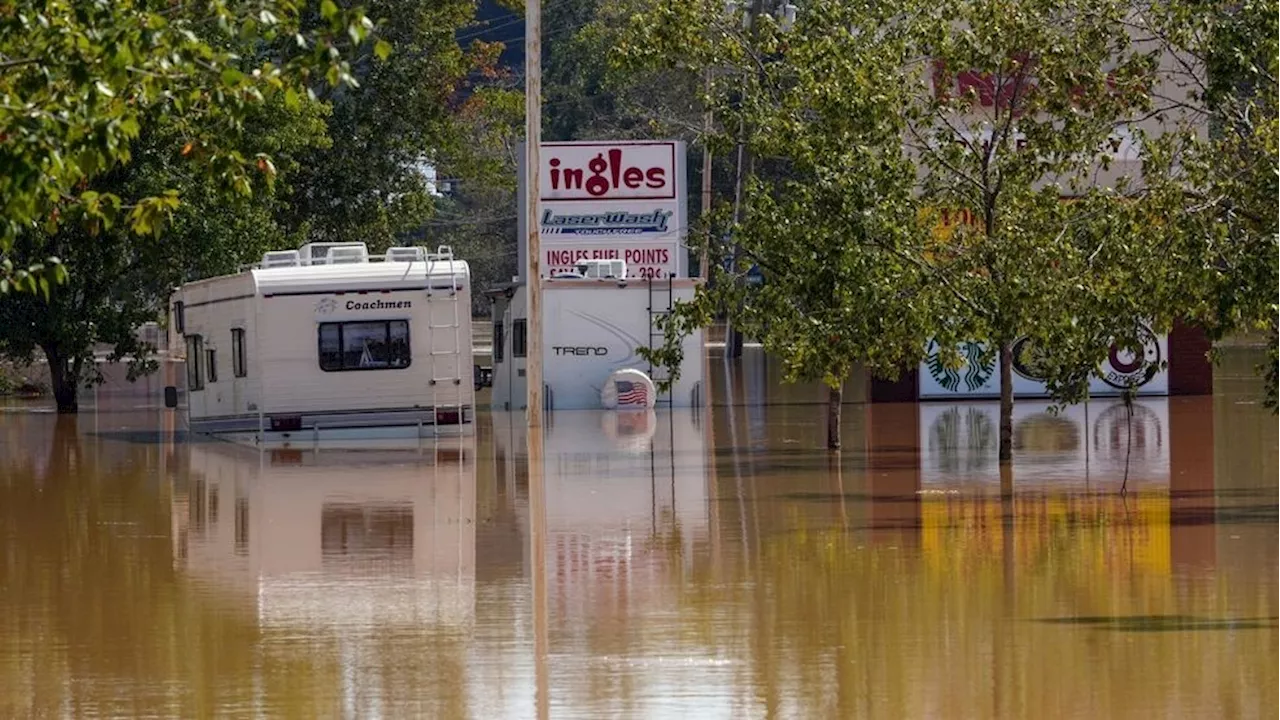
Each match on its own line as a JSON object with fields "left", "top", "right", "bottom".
{"left": 0, "top": 348, "right": 1275, "bottom": 719}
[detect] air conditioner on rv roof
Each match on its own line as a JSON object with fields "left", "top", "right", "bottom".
{"left": 325, "top": 245, "right": 368, "bottom": 264}
{"left": 385, "top": 247, "right": 426, "bottom": 262}
{"left": 261, "top": 250, "right": 301, "bottom": 268}
{"left": 298, "top": 242, "right": 369, "bottom": 265}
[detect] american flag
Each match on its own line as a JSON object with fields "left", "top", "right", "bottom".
{"left": 615, "top": 379, "right": 647, "bottom": 406}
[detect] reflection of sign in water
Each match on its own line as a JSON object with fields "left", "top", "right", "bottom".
{"left": 1092, "top": 403, "right": 1164, "bottom": 465}
{"left": 921, "top": 493, "right": 1171, "bottom": 577}
{"left": 920, "top": 399, "right": 1170, "bottom": 486}
{"left": 927, "top": 405, "right": 996, "bottom": 475}
{"left": 925, "top": 339, "right": 995, "bottom": 392}
{"left": 1014, "top": 413, "right": 1079, "bottom": 453}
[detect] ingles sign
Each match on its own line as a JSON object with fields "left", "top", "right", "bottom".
{"left": 519, "top": 141, "right": 687, "bottom": 280}
{"left": 541, "top": 144, "right": 677, "bottom": 201}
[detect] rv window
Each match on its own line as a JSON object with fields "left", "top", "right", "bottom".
{"left": 318, "top": 320, "right": 411, "bottom": 371}
{"left": 206, "top": 348, "right": 218, "bottom": 383}
{"left": 185, "top": 335, "right": 204, "bottom": 391}
{"left": 513, "top": 319, "right": 527, "bottom": 358}
{"left": 493, "top": 321, "right": 504, "bottom": 363}
{"left": 231, "top": 328, "right": 246, "bottom": 378}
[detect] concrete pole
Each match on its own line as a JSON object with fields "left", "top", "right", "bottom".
{"left": 525, "top": 0, "right": 544, "bottom": 428}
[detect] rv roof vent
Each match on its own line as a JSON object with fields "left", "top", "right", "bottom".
{"left": 385, "top": 246, "right": 425, "bottom": 263}
{"left": 262, "top": 250, "right": 301, "bottom": 268}
{"left": 326, "top": 245, "right": 368, "bottom": 264}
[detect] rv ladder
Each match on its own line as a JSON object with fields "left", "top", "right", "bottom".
{"left": 426, "top": 247, "right": 465, "bottom": 432}
{"left": 646, "top": 275, "right": 674, "bottom": 406}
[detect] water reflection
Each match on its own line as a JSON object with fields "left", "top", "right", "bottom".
{"left": 176, "top": 440, "right": 476, "bottom": 629}
{"left": 0, "top": 356, "right": 1275, "bottom": 719}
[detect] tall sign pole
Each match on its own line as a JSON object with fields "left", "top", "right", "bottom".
{"left": 525, "top": 0, "right": 543, "bottom": 429}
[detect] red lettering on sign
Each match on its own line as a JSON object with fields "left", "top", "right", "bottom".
{"left": 546, "top": 149, "right": 669, "bottom": 197}
{"left": 624, "top": 248, "right": 670, "bottom": 265}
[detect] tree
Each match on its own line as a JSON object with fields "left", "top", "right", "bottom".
{"left": 276, "top": 0, "right": 516, "bottom": 249}
{"left": 0, "top": 98, "right": 330, "bottom": 412}
{"left": 903, "top": 0, "right": 1182, "bottom": 462}
{"left": 617, "top": 0, "right": 1194, "bottom": 457}
{"left": 1128, "top": 0, "right": 1278, "bottom": 408}
{"left": 0, "top": 0, "right": 376, "bottom": 294}
{"left": 614, "top": 0, "right": 941, "bottom": 449}
{"left": 0, "top": 0, "right": 525, "bottom": 413}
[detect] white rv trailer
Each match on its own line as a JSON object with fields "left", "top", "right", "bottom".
{"left": 169, "top": 242, "right": 475, "bottom": 445}
{"left": 484, "top": 268, "right": 706, "bottom": 411}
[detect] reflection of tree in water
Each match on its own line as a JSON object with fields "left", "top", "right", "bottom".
{"left": 929, "top": 406, "right": 995, "bottom": 475}
{"left": 1014, "top": 413, "right": 1080, "bottom": 453}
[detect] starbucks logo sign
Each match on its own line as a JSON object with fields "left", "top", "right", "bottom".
{"left": 925, "top": 339, "right": 996, "bottom": 392}
{"left": 1100, "top": 325, "right": 1161, "bottom": 389}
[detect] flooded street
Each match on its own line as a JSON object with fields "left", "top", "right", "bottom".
{"left": 1, "top": 350, "right": 1275, "bottom": 719}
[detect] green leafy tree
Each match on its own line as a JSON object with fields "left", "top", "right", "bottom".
{"left": 0, "top": 99, "right": 330, "bottom": 412}
{"left": 614, "top": 0, "right": 941, "bottom": 449}
{"left": 0, "top": 0, "right": 376, "bottom": 294}
{"left": 276, "top": 0, "right": 515, "bottom": 249}
{"left": 903, "top": 0, "right": 1181, "bottom": 462}
{"left": 1130, "top": 0, "right": 1278, "bottom": 408}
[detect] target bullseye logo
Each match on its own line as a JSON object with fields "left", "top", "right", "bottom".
{"left": 1100, "top": 325, "right": 1160, "bottom": 389}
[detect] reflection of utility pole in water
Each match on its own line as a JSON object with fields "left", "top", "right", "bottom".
{"left": 724, "top": 354, "right": 750, "bottom": 574}
{"left": 528, "top": 423, "right": 549, "bottom": 720}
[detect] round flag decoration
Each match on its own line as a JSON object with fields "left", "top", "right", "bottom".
{"left": 600, "top": 368, "right": 657, "bottom": 410}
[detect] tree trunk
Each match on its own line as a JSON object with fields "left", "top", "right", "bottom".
{"left": 827, "top": 382, "right": 842, "bottom": 450}
{"left": 998, "top": 341, "right": 1013, "bottom": 463}
{"left": 44, "top": 347, "right": 79, "bottom": 414}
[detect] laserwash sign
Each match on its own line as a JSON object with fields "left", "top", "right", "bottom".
{"left": 518, "top": 141, "right": 687, "bottom": 280}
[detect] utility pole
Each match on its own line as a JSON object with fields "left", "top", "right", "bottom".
{"left": 700, "top": 69, "right": 713, "bottom": 280}
{"left": 523, "top": 3, "right": 548, "bottom": 720}
{"left": 525, "top": 0, "right": 543, "bottom": 428}
{"left": 726, "top": 0, "right": 766, "bottom": 359}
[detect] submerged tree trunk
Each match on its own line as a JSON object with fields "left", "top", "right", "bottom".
{"left": 998, "top": 341, "right": 1014, "bottom": 463}
{"left": 827, "top": 382, "right": 842, "bottom": 450}
{"left": 44, "top": 346, "right": 79, "bottom": 414}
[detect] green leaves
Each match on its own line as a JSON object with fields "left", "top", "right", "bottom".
{"left": 618, "top": 0, "right": 1275, "bottom": 415}
{"left": 0, "top": 0, "right": 386, "bottom": 297}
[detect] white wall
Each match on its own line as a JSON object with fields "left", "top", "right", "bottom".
{"left": 255, "top": 289, "right": 475, "bottom": 415}
{"left": 491, "top": 281, "right": 705, "bottom": 411}
{"left": 180, "top": 274, "right": 260, "bottom": 421}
